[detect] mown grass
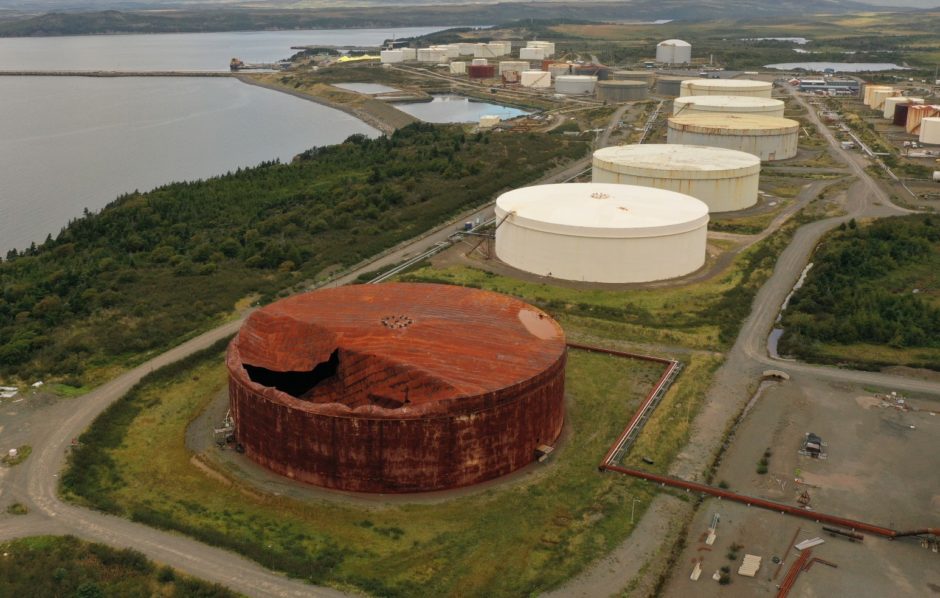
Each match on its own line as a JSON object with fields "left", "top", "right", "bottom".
{"left": 62, "top": 342, "right": 691, "bottom": 597}
{"left": 0, "top": 535, "right": 235, "bottom": 597}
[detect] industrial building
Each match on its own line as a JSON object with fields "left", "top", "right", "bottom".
{"left": 656, "top": 39, "right": 692, "bottom": 64}
{"left": 673, "top": 95, "right": 785, "bottom": 118}
{"left": 592, "top": 144, "right": 761, "bottom": 213}
{"left": 920, "top": 117, "right": 940, "bottom": 145}
{"left": 796, "top": 78, "right": 859, "bottom": 95}
{"left": 555, "top": 75, "right": 597, "bottom": 95}
{"left": 667, "top": 114, "right": 799, "bottom": 161}
{"left": 494, "top": 183, "right": 709, "bottom": 283}
{"left": 227, "top": 283, "right": 566, "bottom": 493}
{"left": 597, "top": 80, "right": 648, "bottom": 102}
{"left": 679, "top": 79, "right": 773, "bottom": 98}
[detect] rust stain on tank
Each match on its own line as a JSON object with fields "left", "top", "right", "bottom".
{"left": 227, "top": 283, "right": 567, "bottom": 493}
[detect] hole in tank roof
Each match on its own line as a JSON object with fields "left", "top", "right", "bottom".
{"left": 590, "top": 192, "right": 610, "bottom": 199}
{"left": 381, "top": 315, "right": 414, "bottom": 329}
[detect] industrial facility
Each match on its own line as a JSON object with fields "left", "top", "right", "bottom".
{"left": 226, "top": 283, "right": 567, "bottom": 493}
{"left": 592, "top": 144, "right": 762, "bottom": 213}
{"left": 667, "top": 114, "right": 799, "bottom": 161}
{"left": 679, "top": 79, "right": 773, "bottom": 98}
{"left": 494, "top": 183, "right": 709, "bottom": 283}
{"left": 555, "top": 75, "right": 598, "bottom": 95}
{"left": 673, "top": 95, "right": 785, "bottom": 118}
{"left": 656, "top": 39, "right": 692, "bottom": 64}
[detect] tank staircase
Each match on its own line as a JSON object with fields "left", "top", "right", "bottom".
{"left": 637, "top": 100, "right": 665, "bottom": 144}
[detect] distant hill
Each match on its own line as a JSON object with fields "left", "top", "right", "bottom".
{"left": 0, "top": 1, "right": 917, "bottom": 37}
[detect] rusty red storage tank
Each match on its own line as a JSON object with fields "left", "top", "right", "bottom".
{"left": 468, "top": 64, "right": 496, "bottom": 79}
{"left": 226, "top": 283, "right": 566, "bottom": 493}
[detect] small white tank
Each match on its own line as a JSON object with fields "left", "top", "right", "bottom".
{"left": 919, "top": 117, "right": 940, "bottom": 145}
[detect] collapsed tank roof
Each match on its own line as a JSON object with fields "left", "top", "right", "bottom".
{"left": 495, "top": 182, "right": 709, "bottom": 238}
{"left": 230, "top": 283, "right": 565, "bottom": 417}
{"left": 593, "top": 144, "right": 761, "bottom": 178}
{"left": 668, "top": 113, "right": 799, "bottom": 134}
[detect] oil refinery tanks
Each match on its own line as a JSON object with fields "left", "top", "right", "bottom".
{"left": 521, "top": 70, "right": 551, "bottom": 88}
{"left": 679, "top": 79, "right": 773, "bottom": 98}
{"left": 494, "top": 183, "right": 709, "bottom": 283}
{"left": 905, "top": 104, "right": 940, "bottom": 134}
{"left": 450, "top": 61, "right": 467, "bottom": 75}
{"left": 520, "top": 47, "right": 545, "bottom": 60}
{"left": 863, "top": 84, "right": 893, "bottom": 107}
{"left": 920, "top": 117, "right": 940, "bottom": 145}
{"left": 592, "top": 144, "right": 761, "bottom": 213}
{"left": 667, "top": 114, "right": 799, "bottom": 161}
{"left": 555, "top": 75, "right": 597, "bottom": 95}
{"left": 498, "top": 61, "right": 530, "bottom": 76}
{"left": 597, "top": 80, "right": 648, "bottom": 102}
{"left": 527, "top": 40, "right": 555, "bottom": 57}
{"left": 656, "top": 39, "right": 692, "bottom": 64}
{"left": 656, "top": 76, "right": 687, "bottom": 97}
{"left": 380, "top": 50, "right": 404, "bottom": 64}
{"left": 882, "top": 96, "right": 923, "bottom": 120}
{"left": 468, "top": 64, "right": 496, "bottom": 79}
{"left": 867, "top": 88, "right": 895, "bottom": 111}
{"left": 227, "top": 283, "right": 566, "bottom": 493}
{"left": 673, "top": 95, "right": 785, "bottom": 118}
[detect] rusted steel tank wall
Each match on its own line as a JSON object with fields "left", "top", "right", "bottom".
{"left": 229, "top": 353, "right": 565, "bottom": 492}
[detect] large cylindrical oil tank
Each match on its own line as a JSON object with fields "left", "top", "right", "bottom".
{"left": 494, "top": 183, "right": 709, "bottom": 283}
{"left": 680, "top": 79, "right": 773, "bottom": 98}
{"left": 597, "top": 80, "right": 648, "bottom": 102}
{"left": 521, "top": 70, "right": 551, "bottom": 88}
{"left": 227, "top": 283, "right": 566, "bottom": 493}
{"left": 656, "top": 39, "right": 692, "bottom": 64}
{"left": 611, "top": 70, "right": 655, "bottom": 85}
{"left": 920, "top": 117, "right": 940, "bottom": 145}
{"left": 673, "top": 95, "right": 785, "bottom": 118}
{"left": 863, "top": 84, "right": 892, "bottom": 107}
{"left": 883, "top": 96, "right": 923, "bottom": 120}
{"left": 468, "top": 64, "right": 496, "bottom": 79}
{"left": 656, "top": 76, "right": 686, "bottom": 97}
{"left": 868, "top": 88, "right": 895, "bottom": 110}
{"left": 592, "top": 144, "right": 761, "bottom": 213}
{"left": 905, "top": 105, "right": 940, "bottom": 134}
{"left": 499, "top": 60, "right": 530, "bottom": 75}
{"left": 555, "top": 75, "right": 597, "bottom": 95}
{"left": 667, "top": 114, "right": 799, "bottom": 161}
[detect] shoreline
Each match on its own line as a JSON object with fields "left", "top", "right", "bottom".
{"left": 235, "top": 74, "right": 418, "bottom": 135}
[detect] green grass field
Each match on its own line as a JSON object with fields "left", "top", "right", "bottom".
{"left": 63, "top": 343, "right": 697, "bottom": 596}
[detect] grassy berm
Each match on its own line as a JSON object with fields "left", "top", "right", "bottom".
{"left": 0, "top": 535, "right": 235, "bottom": 597}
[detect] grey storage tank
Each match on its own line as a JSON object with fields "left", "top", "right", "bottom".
{"left": 597, "top": 80, "right": 648, "bottom": 102}
{"left": 656, "top": 76, "right": 687, "bottom": 97}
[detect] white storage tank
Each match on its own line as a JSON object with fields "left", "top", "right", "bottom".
{"left": 592, "top": 144, "right": 762, "bottom": 213}
{"left": 868, "top": 88, "right": 895, "bottom": 110}
{"left": 434, "top": 45, "right": 460, "bottom": 59}
{"left": 418, "top": 48, "right": 448, "bottom": 63}
{"left": 596, "top": 80, "right": 648, "bottom": 102}
{"left": 656, "top": 39, "right": 692, "bottom": 64}
{"left": 458, "top": 43, "right": 476, "bottom": 56}
{"left": 667, "top": 114, "right": 799, "bottom": 161}
{"left": 863, "top": 84, "right": 892, "bottom": 107}
{"left": 450, "top": 61, "right": 467, "bottom": 75}
{"left": 521, "top": 70, "right": 551, "bottom": 88}
{"left": 548, "top": 63, "right": 573, "bottom": 78}
{"left": 882, "top": 96, "right": 923, "bottom": 119}
{"left": 399, "top": 48, "right": 417, "bottom": 61}
{"left": 492, "top": 41, "right": 513, "bottom": 56}
{"left": 499, "top": 61, "right": 530, "bottom": 76}
{"left": 520, "top": 47, "right": 546, "bottom": 60}
{"left": 920, "top": 117, "right": 940, "bottom": 145}
{"left": 555, "top": 75, "right": 597, "bottom": 95}
{"left": 380, "top": 50, "right": 403, "bottom": 64}
{"left": 474, "top": 44, "right": 498, "bottom": 59}
{"left": 527, "top": 41, "right": 555, "bottom": 57}
{"left": 680, "top": 79, "right": 773, "bottom": 98}
{"left": 494, "top": 183, "right": 709, "bottom": 283}
{"left": 471, "top": 58, "right": 489, "bottom": 66}
{"left": 673, "top": 95, "right": 785, "bottom": 118}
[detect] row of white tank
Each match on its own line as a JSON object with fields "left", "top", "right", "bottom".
{"left": 492, "top": 77, "right": 804, "bottom": 283}
{"left": 864, "top": 85, "right": 940, "bottom": 145}
{"left": 381, "top": 40, "right": 555, "bottom": 64}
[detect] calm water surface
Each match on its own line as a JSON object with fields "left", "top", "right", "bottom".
{"left": 393, "top": 94, "right": 528, "bottom": 123}
{"left": 0, "top": 77, "right": 377, "bottom": 253}
{"left": 764, "top": 62, "right": 908, "bottom": 72}
{"left": 0, "top": 28, "right": 452, "bottom": 253}
{"left": 0, "top": 27, "right": 448, "bottom": 71}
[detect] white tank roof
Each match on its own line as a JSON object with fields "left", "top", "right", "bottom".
{"left": 659, "top": 39, "right": 691, "bottom": 47}
{"left": 669, "top": 113, "right": 799, "bottom": 134}
{"left": 593, "top": 144, "right": 761, "bottom": 179}
{"left": 674, "top": 95, "right": 784, "bottom": 112}
{"left": 682, "top": 79, "right": 771, "bottom": 90}
{"left": 495, "top": 183, "right": 709, "bottom": 238}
